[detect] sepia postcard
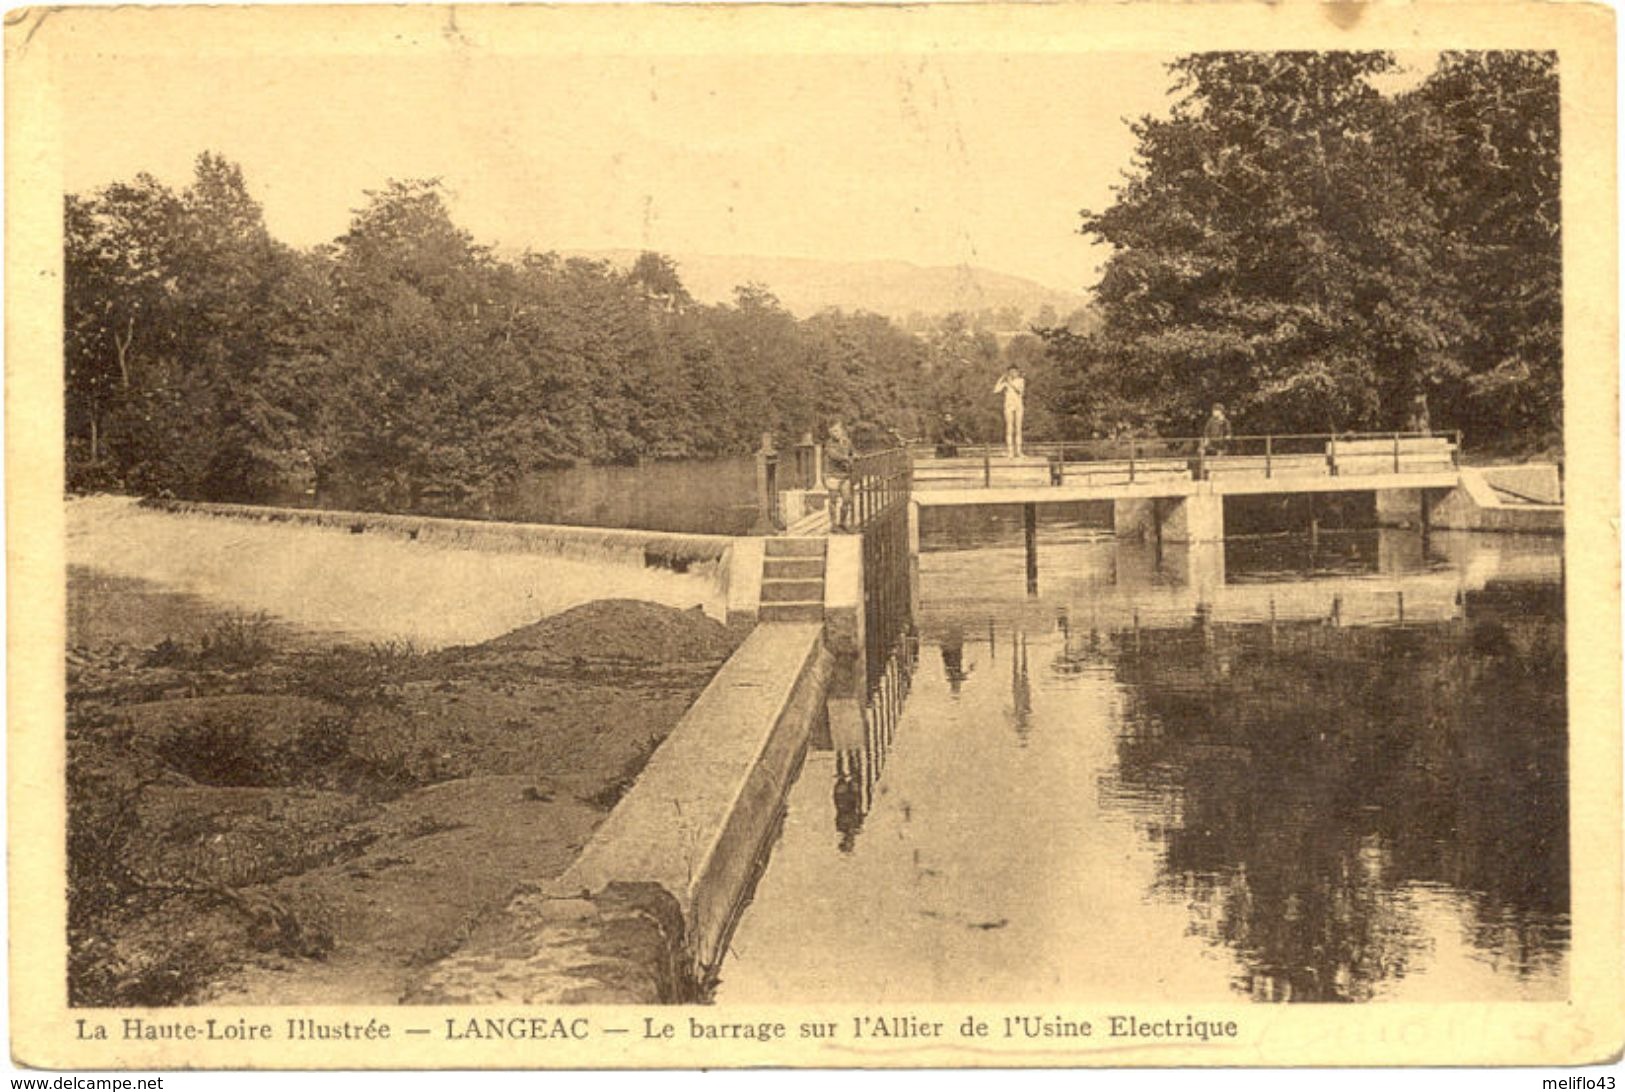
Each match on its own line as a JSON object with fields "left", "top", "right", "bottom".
{"left": 6, "top": 0, "right": 1622, "bottom": 1072}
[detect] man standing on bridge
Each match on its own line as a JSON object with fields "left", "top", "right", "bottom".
{"left": 1201, "top": 403, "right": 1232, "bottom": 454}
{"left": 1197, "top": 403, "right": 1232, "bottom": 480}
{"left": 994, "top": 364, "right": 1026, "bottom": 458}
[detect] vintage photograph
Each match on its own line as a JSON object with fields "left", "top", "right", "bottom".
{"left": 8, "top": 1, "right": 1620, "bottom": 1071}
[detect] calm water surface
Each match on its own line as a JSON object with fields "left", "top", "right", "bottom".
{"left": 717, "top": 526, "right": 1568, "bottom": 1004}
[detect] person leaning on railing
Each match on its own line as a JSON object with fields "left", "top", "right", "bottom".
{"left": 825, "top": 421, "right": 856, "bottom": 533}
{"left": 1201, "top": 403, "right": 1232, "bottom": 454}
{"left": 935, "top": 412, "right": 966, "bottom": 459}
{"left": 1194, "top": 403, "right": 1231, "bottom": 479}
{"left": 1405, "top": 392, "right": 1431, "bottom": 436}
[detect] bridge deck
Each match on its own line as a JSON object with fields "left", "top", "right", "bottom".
{"left": 911, "top": 467, "right": 1461, "bottom": 508}
{"left": 909, "top": 434, "right": 1458, "bottom": 508}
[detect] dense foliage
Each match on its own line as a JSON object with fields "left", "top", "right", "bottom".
{"left": 67, "top": 54, "right": 1561, "bottom": 501}
{"left": 1054, "top": 51, "right": 1561, "bottom": 451}
{"left": 67, "top": 165, "right": 1030, "bottom": 503}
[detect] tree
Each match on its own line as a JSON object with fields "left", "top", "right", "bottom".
{"left": 1075, "top": 53, "right": 1463, "bottom": 436}
{"left": 923, "top": 313, "right": 1005, "bottom": 443}
{"left": 801, "top": 309, "right": 931, "bottom": 444}
{"left": 628, "top": 251, "right": 692, "bottom": 313}
{"left": 66, "top": 154, "right": 315, "bottom": 496}
{"left": 1402, "top": 51, "right": 1561, "bottom": 448}
{"left": 1064, "top": 51, "right": 1560, "bottom": 450}
{"left": 321, "top": 179, "right": 502, "bottom": 497}
{"left": 65, "top": 176, "right": 182, "bottom": 469}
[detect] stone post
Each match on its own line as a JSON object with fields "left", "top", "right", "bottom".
{"left": 752, "top": 433, "right": 780, "bottom": 533}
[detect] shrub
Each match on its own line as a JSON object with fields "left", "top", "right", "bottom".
{"left": 196, "top": 613, "right": 279, "bottom": 670}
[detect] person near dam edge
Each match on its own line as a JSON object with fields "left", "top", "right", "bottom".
{"left": 825, "top": 421, "right": 856, "bottom": 532}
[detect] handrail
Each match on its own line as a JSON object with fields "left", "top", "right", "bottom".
{"left": 909, "top": 431, "right": 1460, "bottom": 489}
{"left": 850, "top": 447, "right": 911, "bottom": 531}
{"left": 986, "top": 430, "right": 1448, "bottom": 449}
{"left": 916, "top": 431, "right": 1454, "bottom": 458}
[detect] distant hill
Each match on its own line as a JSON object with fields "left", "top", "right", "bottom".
{"left": 556, "top": 249, "right": 1088, "bottom": 325}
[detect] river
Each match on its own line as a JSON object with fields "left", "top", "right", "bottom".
{"left": 716, "top": 522, "right": 1568, "bottom": 1004}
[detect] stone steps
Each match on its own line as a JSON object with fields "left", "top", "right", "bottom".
{"left": 763, "top": 556, "right": 824, "bottom": 580}
{"left": 758, "top": 537, "right": 827, "bottom": 623}
{"left": 756, "top": 601, "right": 826, "bottom": 623}
{"left": 760, "top": 578, "right": 826, "bottom": 603}
{"left": 763, "top": 536, "right": 827, "bottom": 558}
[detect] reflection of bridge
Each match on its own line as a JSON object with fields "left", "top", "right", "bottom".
{"left": 753, "top": 432, "right": 1559, "bottom": 701}
{"left": 914, "top": 532, "right": 1564, "bottom": 633}
{"left": 908, "top": 431, "right": 1463, "bottom": 545}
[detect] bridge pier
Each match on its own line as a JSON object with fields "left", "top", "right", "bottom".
{"left": 1160, "top": 491, "right": 1224, "bottom": 543}
{"left": 1161, "top": 540, "right": 1226, "bottom": 599}
{"left": 1112, "top": 492, "right": 1225, "bottom": 544}
{"left": 1375, "top": 488, "right": 1429, "bottom": 531}
{"left": 1113, "top": 497, "right": 1158, "bottom": 542}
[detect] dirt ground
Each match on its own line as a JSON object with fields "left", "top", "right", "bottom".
{"left": 66, "top": 568, "right": 742, "bottom": 1006}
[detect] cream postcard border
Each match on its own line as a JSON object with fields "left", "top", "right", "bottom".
{"left": 5, "top": 1, "right": 1620, "bottom": 1069}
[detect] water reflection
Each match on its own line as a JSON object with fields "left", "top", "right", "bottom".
{"left": 718, "top": 528, "right": 1568, "bottom": 1004}
{"left": 1103, "top": 577, "right": 1568, "bottom": 1000}
{"left": 831, "top": 634, "right": 918, "bottom": 848}
{"left": 1010, "top": 633, "right": 1033, "bottom": 745}
{"left": 832, "top": 753, "right": 866, "bottom": 854}
{"left": 941, "top": 623, "right": 970, "bottom": 694}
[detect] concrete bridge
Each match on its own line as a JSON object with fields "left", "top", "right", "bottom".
{"left": 765, "top": 430, "right": 1559, "bottom": 609}
{"left": 902, "top": 433, "right": 1562, "bottom": 548}
{"left": 909, "top": 432, "right": 1462, "bottom": 544}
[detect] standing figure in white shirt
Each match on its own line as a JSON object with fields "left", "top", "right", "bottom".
{"left": 994, "top": 364, "right": 1027, "bottom": 458}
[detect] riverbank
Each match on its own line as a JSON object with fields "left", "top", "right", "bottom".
{"left": 67, "top": 567, "right": 743, "bottom": 1006}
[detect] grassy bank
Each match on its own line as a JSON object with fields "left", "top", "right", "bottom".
{"left": 67, "top": 569, "right": 743, "bottom": 1006}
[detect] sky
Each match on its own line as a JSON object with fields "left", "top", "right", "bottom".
{"left": 57, "top": 37, "right": 1439, "bottom": 295}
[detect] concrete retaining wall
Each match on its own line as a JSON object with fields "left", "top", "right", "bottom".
{"left": 407, "top": 882, "right": 693, "bottom": 1004}
{"left": 420, "top": 620, "right": 832, "bottom": 1001}
{"left": 551, "top": 620, "right": 829, "bottom": 985}
{"left": 1429, "top": 469, "right": 1565, "bottom": 534}
{"left": 1480, "top": 463, "right": 1564, "bottom": 505}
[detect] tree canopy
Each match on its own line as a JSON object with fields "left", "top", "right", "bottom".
{"left": 1053, "top": 51, "right": 1561, "bottom": 451}
{"left": 67, "top": 56, "right": 1561, "bottom": 505}
{"left": 67, "top": 157, "right": 1054, "bottom": 504}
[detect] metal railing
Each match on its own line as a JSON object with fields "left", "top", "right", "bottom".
{"left": 910, "top": 430, "right": 1461, "bottom": 488}
{"left": 850, "top": 447, "right": 911, "bottom": 529}
{"left": 850, "top": 448, "right": 914, "bottom": 697}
